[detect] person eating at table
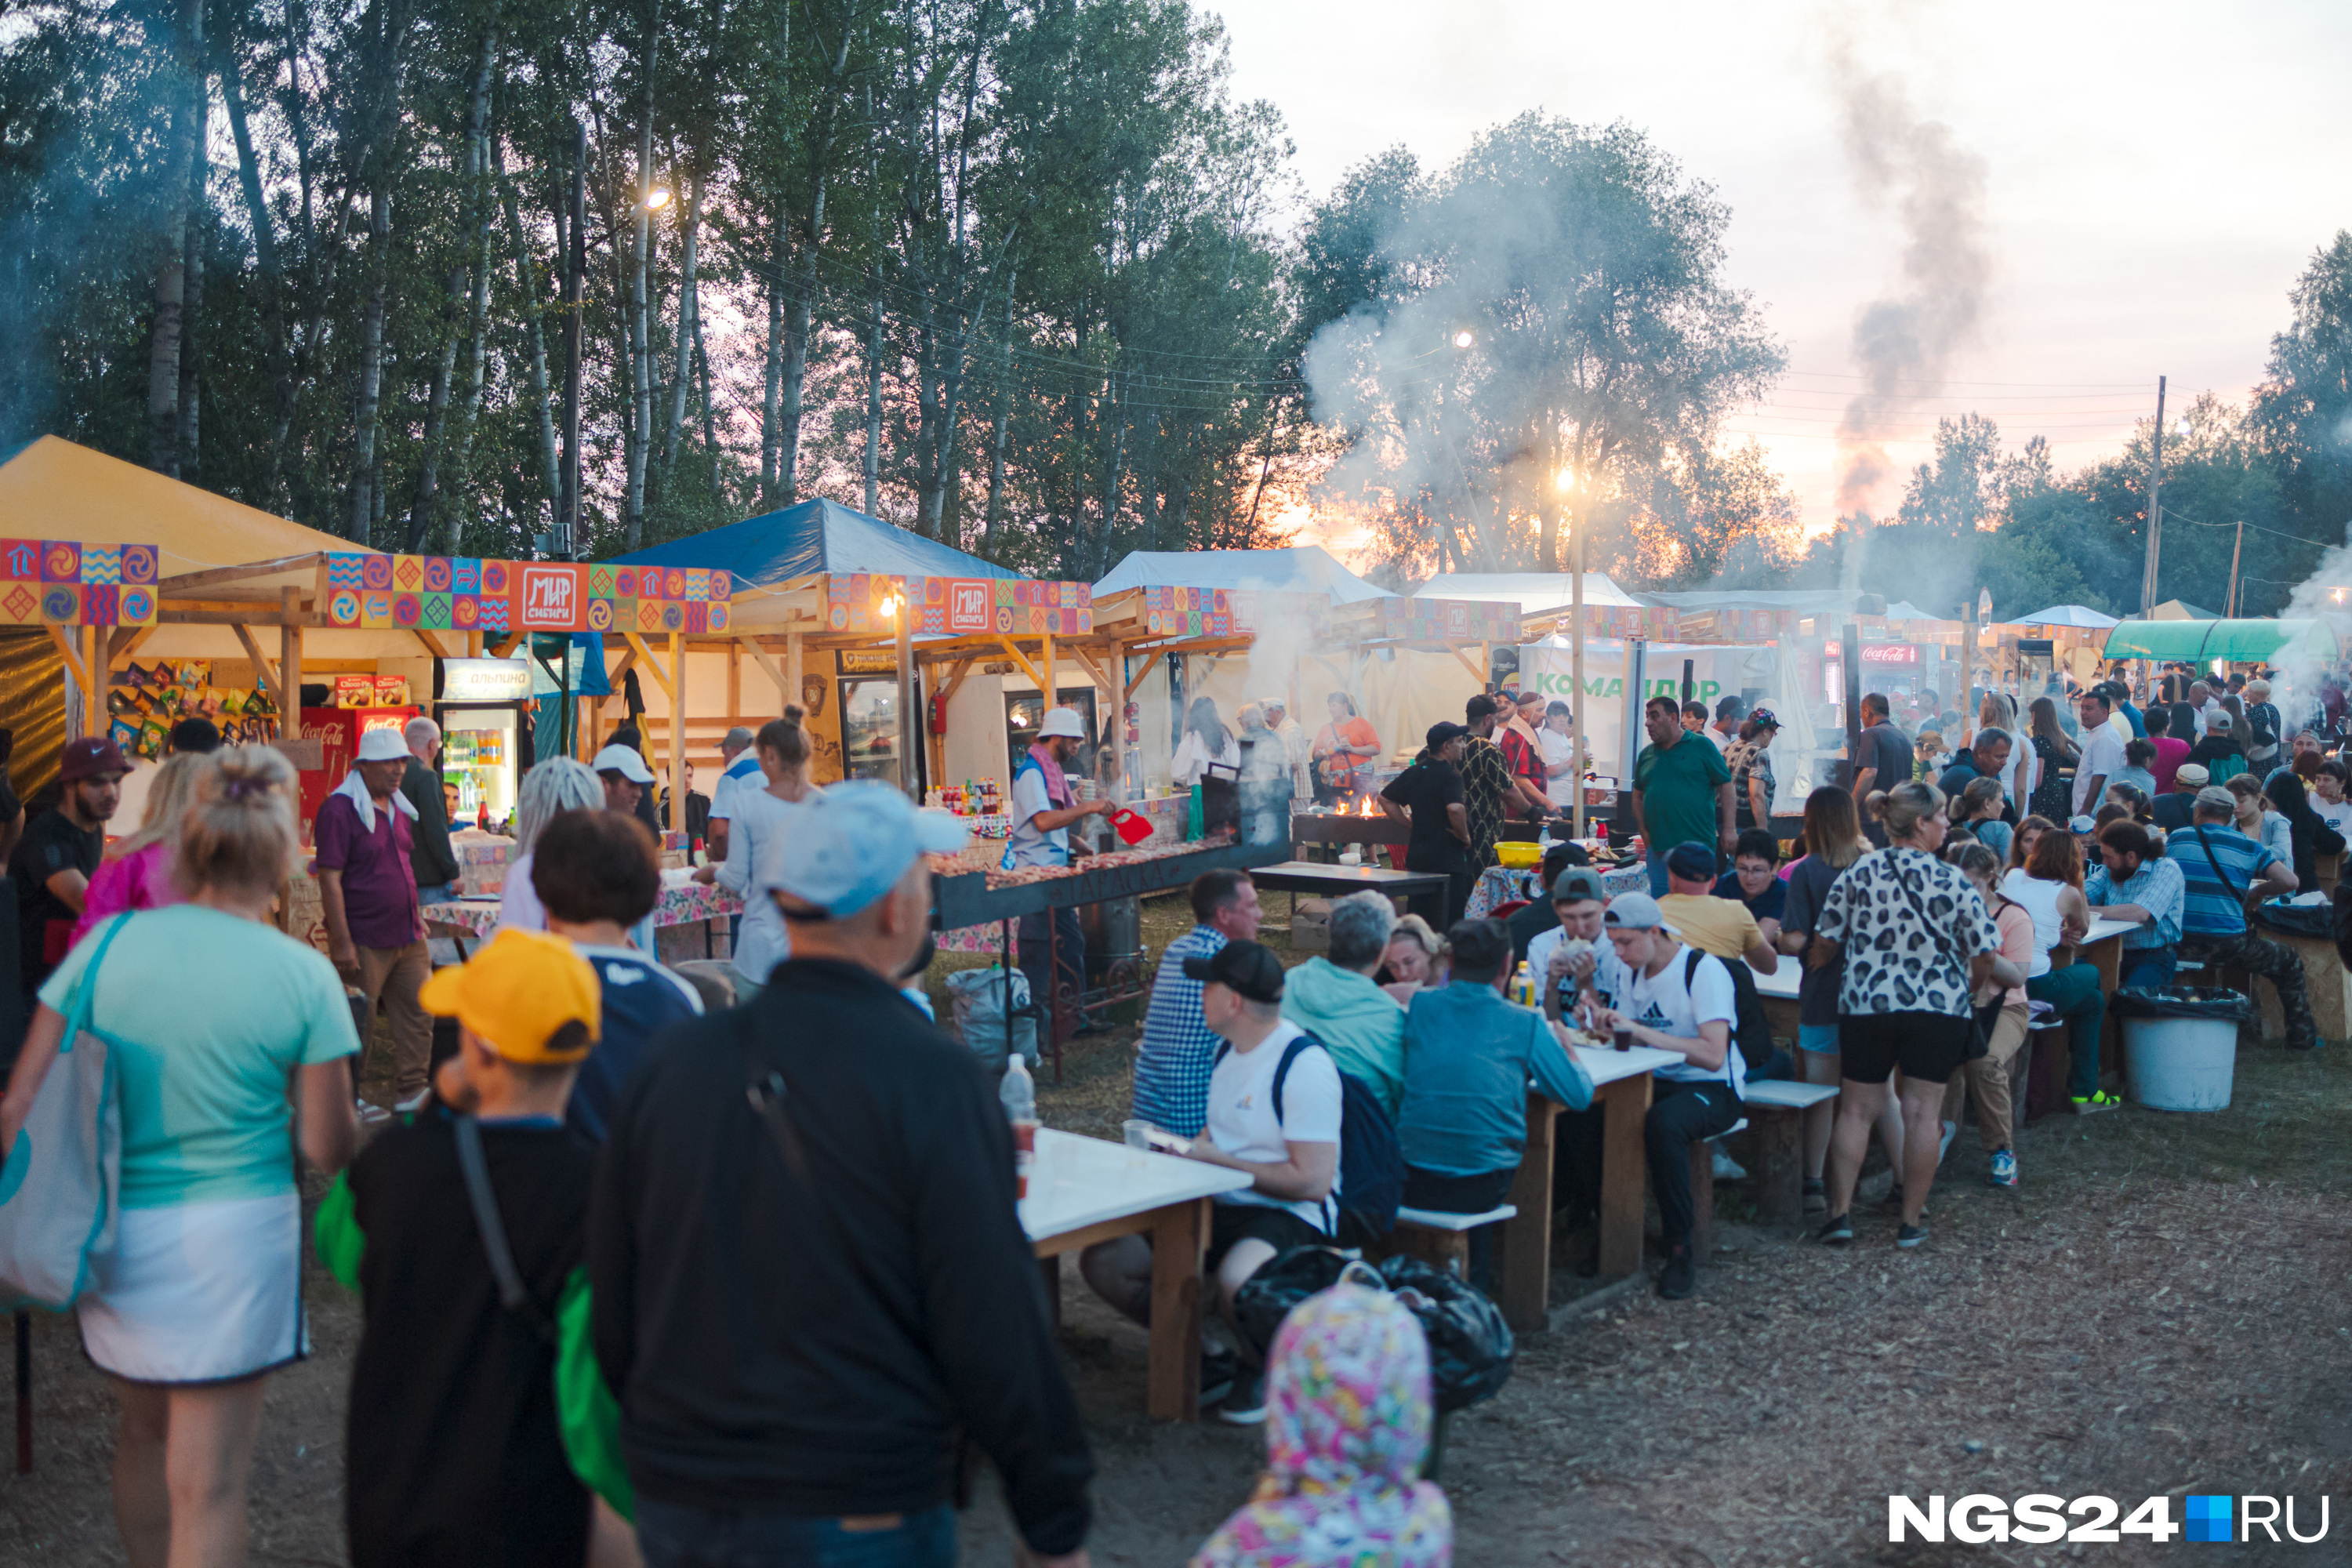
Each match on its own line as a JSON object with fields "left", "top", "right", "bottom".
{"left": 1375, "top": 915, "right": 1445, "bottom": 1004}
{"left": 2084, "top": 819, "right": 2185, "bottom": 992}
{"left": 1394, "top": 917, "right": 1592, "bottom": 1290}
{"left": 1508, "top": 838, "right": 1592, "bottom": 962}
{"left": 1082, "top": 940, "right": 1341, "bottom": 1427}
{"left": 1279, "top": 891, "right": 1407, "bottom": 1120}
{"left": 1573, "top": 892, "right": 1744, "bottom": 1301}
{"left": 1711, "top": 828, "right": 1787, "bottom": 933}
{"left": 1131, "top": 869, "right": 1265, "bottom": 1138}
{"left": 1529, "top": 867, "right": 1611, "bottom": 1029}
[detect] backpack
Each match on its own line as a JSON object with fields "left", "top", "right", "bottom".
{"left": 1211, "top": 1030, "right": 1403, "bottom": 1239}
{"left": 1685, "top": 948, "right": 1773, "bottom": 1076}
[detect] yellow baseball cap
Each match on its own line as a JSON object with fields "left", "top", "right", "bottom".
{"left": 418, "top": 928, "right": 601, "bottom": 1063}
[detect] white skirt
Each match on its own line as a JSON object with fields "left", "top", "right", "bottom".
{"left": 78, "top": 1191, "right": 307, "bottom": 1385}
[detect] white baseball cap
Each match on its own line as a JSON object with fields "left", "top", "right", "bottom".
{"left": 591, "top": 743, "right": 656, "bottom": 784}
{"left": 1037, "top": 706, "right": 1087, "bottom": 740}
{"left": 355, "top": 728, "right": 409, "bottom": 763}
{"left": 757, "top": 780, "right": 970, "bottom": 917}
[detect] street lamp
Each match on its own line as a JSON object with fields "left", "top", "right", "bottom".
{"left": 644, "top": 187, "right": 672, "bottom": 210}
{"left": 1452, "top": 330, "right": 1475, "bottom": 349}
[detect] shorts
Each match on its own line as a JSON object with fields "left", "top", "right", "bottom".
{"left": 1205, "top": 1201, "right": 1330, "bottom": 1271}
{"left": 1835, "top": 1010, "right": 1975, "bottom": 1087}
{"left": 1798, "top": 1024, "right": 1839, "bottom": 1054}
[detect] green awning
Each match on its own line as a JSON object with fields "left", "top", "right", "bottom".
{"left": 2103, "top": 618, "right": 2337, "bottom": 663}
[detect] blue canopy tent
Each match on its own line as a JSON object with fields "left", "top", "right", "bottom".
{"left": 612, "top": 496, "right": 1018, "bottom": 586}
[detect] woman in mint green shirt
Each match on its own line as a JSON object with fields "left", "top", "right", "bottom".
{"left": 1, "top": 746, "right": 357, "bottom": 1568}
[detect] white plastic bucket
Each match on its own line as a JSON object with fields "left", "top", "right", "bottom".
{"left": 2122, "top": 1016, "right": 2238, "bottom": 1111}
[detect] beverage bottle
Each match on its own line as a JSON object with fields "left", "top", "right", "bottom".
{"left": 1595, "top": 819, "right": 1610, "bottom": 847}
{"left": 1512, "top": 960, "right": 1534, "bottom": 1008}
{"left": 1000, "top": 1052, "right": 1038, "bottom": 1200}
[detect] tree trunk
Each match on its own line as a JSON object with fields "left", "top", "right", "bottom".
{"left": 145, "top": 0, "right": 203, "bottom": 477}
{"left": 863, "top": 279, "right": 884, "bottom": 515}
{"left": 773, "top": 16, "right": 857, "bottom": 508}
{"left": 1538, "top": 492, "right": 1563, "bottom": 575}
{"left": 978, "top": 264, "right": 1015, "bottom": 557}
{"left": 662, "top": 171, "right": 700, "bottom": 478}
{"left": 177, "top": 169, "right": 205, "bottom": 481}
{"left": 695, "top": 308, "right": 720, "bottom": 503}
{"left": 405, "top": 32, "right": 494, "bottom": 552}
{"left": 220, "top": 25, "right": 296, "bottom": 505}
{"left": 1137, "top": 406, "right": 1160, "bottom": 550}
{"left": 1093, "top": 369, "right": 1126, "bottom": 579}
{"left": 760, "top": 243, "right": 782, "bottom": 508}
{"left": 499, "top": 147, "right": 561, "bottom": 525}
{"left": 623, "top": 9, "right": 659, "bottom": 549}
{"left": 348, "top": 170, "right": 392, "bottom": 541}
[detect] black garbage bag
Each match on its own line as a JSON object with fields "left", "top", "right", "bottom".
{"left": 2254, "top": 898, "right": 2336, "bottom": 940}
{"left": 2110, "top": 985, "right": 2258, "bottom": 1022}
{"left": 1230, "top": 1247, "right": 1515, "bottom": 1414}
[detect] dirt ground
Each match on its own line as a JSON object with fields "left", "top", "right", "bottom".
{"left": 5, "top": 886, "right": 2349, "bottom": 1566}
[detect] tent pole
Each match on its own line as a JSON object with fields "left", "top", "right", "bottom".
{"left": 1571, "top": 514, "right": 1586, "bottom": 840}
{"left": 895, "top": 600, "right": 916, "bottom": 799}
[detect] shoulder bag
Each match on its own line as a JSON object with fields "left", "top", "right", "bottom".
{"left": 0, "top": 915, "right": 130, "bottom": 1309}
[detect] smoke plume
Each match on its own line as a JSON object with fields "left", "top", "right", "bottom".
{"left": 1827, "top": 37, "right": 1991, "bottom": 519}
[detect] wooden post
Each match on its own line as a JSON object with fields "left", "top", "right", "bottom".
{"left": 1041, "top": 633, "right": 1055, "bottom": 706}
{"left": 85, "top": 623, "right": 107, "bottom": 742}
{"left": 1570, "top": 506, "right": 1586, "bottom": 838}
{"left": 786, "top": 632, "right": 804, "bottom": 715}
{"left": 1112, "top": 641, "right": 1128, "bottom": 797}
{"left": 895, "top": 597, "right": 916, "bottom": 798}
{"left": 2140, "top": 375, "right": 2166, "bottom": 614}
{"left": 667, "top": 630, "right": 687, "bottom": 842}
{"left": 2225, "top": 521, "right": 2245, "bottom": 618}
{"left": 280, "top": 587, "right": 303, "bottom": 741}
{"left": 726, "top": 641, "right": 741, "bottom": 724}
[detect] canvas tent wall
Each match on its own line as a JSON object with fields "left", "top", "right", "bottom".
{"left": 1093, "top": 546, "right": 1389, "bottom": 604}
{"left": 1410, "top": 572, "right": 1646, "bottom": 614}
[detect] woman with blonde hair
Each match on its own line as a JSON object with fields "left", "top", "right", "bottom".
{"left": 1, "top": 746, "right": 359, "bottom": 1567}
{"left": 70, "top": 753, "right": 206, "bottom": 945}
{"left": 1376, "top": 913, "right": 1444, "bottom": 1005}
{"left": 1809, "top": 780, "right": 2004, "bottom": 1246}
{"left": 496, "top": 757, "right": 605, "bottom": 934}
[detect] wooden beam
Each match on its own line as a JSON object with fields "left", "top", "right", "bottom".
{"left": 107, "top": 623, "right": 156, "bottom": 663}
{"left": 156, "top": 550, "right": 325, "bottom": 596}
{"left": 1123, "top": 648, "right": 1167, "bottom": 702}
{"left": 738, "top": 636, "right": 791, "bottom": 704}
{"left": 233, "top": 621, "right": 285, "bottom": 710}
{"left": 491, "top": 633, "right": 526, "bottom": 659}
{"left": 1447, "top": 644, "right": 1485, "bottom": 684}
{"left": 668, "top": 630, "right": 688, "bottom": 839}
{"left": 786, "top": 632, "right": 804, "bottom": 710}
{"left": 994, "top": 637, "right": 1046, "bottom": 691}
{"left": 623, "top": 631, "right": 672, "bottom": 697}
{"left": 280, "top": 586, "right": 304, "bottom": 735}
{"left": 412, "top": 629, "right": 453, "bottom": 661}
{"left": 1041, "top": 633, "right": 1055, "bottom": 700}
{"left": 45, "top": 623, "right": 88, "bottom": 699}
{"left": 935, "top": 655, "right": 978, "bottom": 710}
{"left": 1066, "top": 645, "right": 1115, "bottom": 695}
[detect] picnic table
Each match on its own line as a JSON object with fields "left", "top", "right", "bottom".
{"left": 1246, "top": 861, "right": 1454, "bottom": 925}
{"left": 1021, "top": 1128, "right": 1252, "bottom": 1421}
{"left": 423, "top": 875, "right": 744, "bottom": 964}
{"left": 1493, "top": 1044, "right": 1682, "bottom": 1331}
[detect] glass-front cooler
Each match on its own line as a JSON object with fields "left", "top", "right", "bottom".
{"left": 437, "top": 704, "right": 521, "bottom": 830}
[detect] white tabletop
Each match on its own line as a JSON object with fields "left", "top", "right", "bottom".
{"left": 1252, "top": 860, "right": 1446, "bottom": 884}
{"left": 1566, "top": 1042, "right": 1682, "bottom": 1087}
{"left": 1019, "top": 1127, "right": 1254, "bottom": 1243}
{"left": 2078, "top": 916, "right": 2138, "bottom": 946}
{"left": 1753, "top": 962, "right": 1801, "bottom": 1001}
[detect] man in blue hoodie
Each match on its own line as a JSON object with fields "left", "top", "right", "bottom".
{"left": 1279, "top": 891, "right": 1407, "bottom": 1117}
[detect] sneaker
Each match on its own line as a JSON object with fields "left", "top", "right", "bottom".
{"left": 1657, "top": 1243, "right": 1697, "bottom": 1299}
{"left": 1198, "top": 1345, "right": 1236, "bottom": 1408}
{"left": 1896, "top": 1222, "right": 1929, "bottom": 1249}
{"left": 1802, "top": 1178, "right": 1828, "bottom": 1217}
{"left": 2071, "top": 1091, "right": 2122, "bottom": 1116}
{"left": 1815, "top": 1213, "right": 1854, "bottom": 1245}
{"left": 354, "top": 1100, "right": 391, "bottom": 1127}
{"left": 1987, "top": 1149, "right": 2019, "bottom": 1189}
{"left": 1710, "top": 1148, "right": 1747, "bottom": 1181}
{"left": 1218, "top": 1370, "right": 1267, "bottom": 1426}
{"left": 1937, "top": 1120, "right": 1958, "bottom": 1163}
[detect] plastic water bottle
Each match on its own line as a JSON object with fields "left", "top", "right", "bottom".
{"left": 1512, "top": 960, "right": 1535, "bottom": 1008}
{"left": 1000, "top": 1054, "right": 1038, "bottom": 1200}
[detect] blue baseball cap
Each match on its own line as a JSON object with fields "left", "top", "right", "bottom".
{"left": 756, "top": 780, "right": 970, "bottom": 918}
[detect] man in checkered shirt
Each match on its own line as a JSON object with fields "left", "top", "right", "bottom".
{"left": 1129, "top": 869, "right": 1265, "bottom": 1136}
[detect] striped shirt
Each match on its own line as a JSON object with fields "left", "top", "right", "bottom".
{"left": 1130, "top": 925, "right": 1229, "bottom": 1137}
{"left": 2084, "top": 855, "right": 2185, "bottom": 949}
{"left": 2164, "top": 822, "right": 2277, "bottom": 937}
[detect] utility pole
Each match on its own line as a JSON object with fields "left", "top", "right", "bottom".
{"left": 556, "top": 120, "right": 587, "bottom": 561}
{"left": 2139, "top": 376, "right": 2167, "bottom": 613}
{"left": 2224, "top": 521, "right": 2245, "bottom": 619}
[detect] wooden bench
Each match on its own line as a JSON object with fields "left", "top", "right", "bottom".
{"left": 1388, "top": 1204, "right": 1519, "bottom": 1277}
{"left": 1703, "top": 1080, "right": 1838, "bottom": 1236}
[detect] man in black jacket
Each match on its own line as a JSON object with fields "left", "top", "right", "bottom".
{"left": 590, "top": 780, "right": 1093, "bottom": 1567}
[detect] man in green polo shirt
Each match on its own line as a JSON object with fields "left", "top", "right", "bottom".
{"left": 1632, "top": 695, "right": 1734, "bottom": 897}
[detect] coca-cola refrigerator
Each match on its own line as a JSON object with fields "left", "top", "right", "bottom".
{"left": 296, "top": 706, "right": 419, "bottom": 842}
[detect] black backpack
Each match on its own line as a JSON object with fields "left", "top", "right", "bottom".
{"left": 1685, "top": 948, "right": 1773, "bottom": 1076}
{"left": 1212, "top": 1029, "right": 1403, "bottom": 1238}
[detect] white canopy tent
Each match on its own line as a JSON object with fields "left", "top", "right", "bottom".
{"left": 1409, "top": 572, "right": 1646, "bottom": 613}
{"left": 2014, "top": 604, "right": 2121, "bottom": 630}
{"left": 1093, "top": 546, "right": 1390, "bottom": 603}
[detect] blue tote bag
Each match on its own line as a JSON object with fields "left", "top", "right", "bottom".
{"left": 0, "top": 915, "right": 129, "bottom": 1310}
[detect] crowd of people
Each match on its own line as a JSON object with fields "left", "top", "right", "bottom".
{"left": 6, "top": 652, "right": 2347, "bottom": 1568}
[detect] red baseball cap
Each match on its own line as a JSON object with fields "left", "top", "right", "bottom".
{"left": 59, "top": 736, "right": 130, "bottom": 782}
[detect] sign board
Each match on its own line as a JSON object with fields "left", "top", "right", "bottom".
{"left": 1139, "top": 586, "right": 1330, "bottom": 640}
{"left": 322, "top": 554, "right": 732, "bottom": 636}
{"left": 440, "top": 658, "right": 533, "bottom": 702}
{"left": 0, "top": 539, "right": 160, "bottom": 627}
{"left": 825, "top": 574, "right": 1091, "bottom": 637}
{"left": 1860, "top": 643, "right": 1918, "bottom": 667}
{"left": 1377, "top": 597, "right": 1522, "bottom": 644}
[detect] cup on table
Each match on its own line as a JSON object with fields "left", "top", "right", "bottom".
{"left": 1613, "top": 1026, "right": 1633, "bottom": 1052}
{"left": 1122, "top": 1118, "right": 1152, "bottom": 1149}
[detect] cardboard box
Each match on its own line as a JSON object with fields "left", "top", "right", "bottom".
{"left": 373, "top": 674, "right": 408, "bottom": 707}
{"left": 1289, "top": 897, "right": 1332, "bottom": 953}
{"left": 335, "top": 674, "right": 376, "bottom": 709}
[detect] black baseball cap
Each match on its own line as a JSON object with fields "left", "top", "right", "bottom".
{"left": 1182, "top": 939, "right": 1287, "bottom": 1004}
{"left": 1424, "top": 720, "right": 1470, "bottom": 749}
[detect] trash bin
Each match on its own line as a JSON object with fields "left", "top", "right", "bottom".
{"left": 946, "top": 964, "right": 1036, "bottom": 1074}
{"left": 2111, "top": 987, "right": 2256, "bottom": 1112}
{"left": 2255, "top": 898, "right": 2352, "bottom": 1042}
